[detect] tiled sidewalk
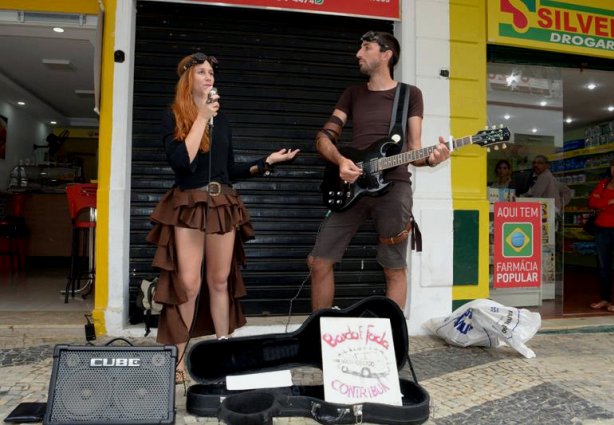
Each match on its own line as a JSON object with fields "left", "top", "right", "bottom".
{"left": 1, "top": 318, "right": 614, "bottom": 424}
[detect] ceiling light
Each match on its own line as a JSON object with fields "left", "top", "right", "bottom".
{"left": 50, "top": 121, "right": 57, "bottom": 125}
{"left": 503, "top": 114, "right": 511, "bottom": 120}
{"left": 53, "top": 27, "right": 64, "bottom": 33}
{"left": 42, "top": 58, "right": 74, "bottom": 71}
{"left": 506, "top": 73, "right": 519, "bottom": 86}
{"left": 565, "top": 118, "right": 573, "bottom": 124}
{"left": 531, "top": 128, "right": 538, "bottom": 133}
{"left": 17, "top": 101, "right": 25, "bottom": 106}
{"left": 42, "top": 59, "right": 70, "bottom": 65}
{"left": 75, "top": 89, "right": 95, "bottom": 97}
{"left": 587, "top": 83, "right": 597, "bottom": 90}
{"left": 608, "top": 106, "right": 614, "bottom": 112}
{"left": 540, "top": 101, "right": 547, "bottom": 107}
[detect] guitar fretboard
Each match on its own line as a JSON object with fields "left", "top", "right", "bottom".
{"left": 377, "top": 135, "right": 474, "bottom": 171}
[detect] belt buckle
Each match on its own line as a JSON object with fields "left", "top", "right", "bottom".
{"left": 207, "top": 181, "right": 222, "bottom": 197}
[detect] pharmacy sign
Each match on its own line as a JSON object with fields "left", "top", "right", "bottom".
{"left": 488, "top": 0, "right": 614, "bottom": 59}
{"left": 493, "top": 202, "right": 542, "bottom": 288}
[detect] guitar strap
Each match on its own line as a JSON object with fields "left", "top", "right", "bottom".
{"left": 381, "top": 82, "right": 423, "bottom": 252}
{"left": 388, "top": 83, "right": 410, "bottom": 143}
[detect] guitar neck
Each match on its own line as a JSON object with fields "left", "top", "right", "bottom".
{"left": 378, "top": 135, "right": 474, "bottom": 171}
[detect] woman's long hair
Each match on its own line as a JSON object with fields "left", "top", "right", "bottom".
{"left": 171, "top": 55, "right": 211, "bottom": 152}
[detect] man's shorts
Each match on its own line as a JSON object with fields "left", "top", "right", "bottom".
{"left": 309, "top": 182, "right": 413, "bottom": 269}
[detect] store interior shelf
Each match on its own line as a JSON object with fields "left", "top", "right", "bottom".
{"left": 550, "top": 142, "right": 614, "bottom": 161}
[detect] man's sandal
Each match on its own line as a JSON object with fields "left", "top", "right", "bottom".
{"left": 175, "top": 369, "right": 186, "bottom": 384}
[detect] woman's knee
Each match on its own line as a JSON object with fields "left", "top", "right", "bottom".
{"left": 206, "top": 271, "right": 230, "bottom": 293}
{"left": 176, "top": 272, "right": 202, "bottom": 299}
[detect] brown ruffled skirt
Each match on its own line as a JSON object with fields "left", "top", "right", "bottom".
{"left": 146, "top": 186, "right": 254, "bottom": 345}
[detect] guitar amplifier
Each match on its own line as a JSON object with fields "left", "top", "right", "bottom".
{"left": 44, "top": 344, "right": 177, "bottom": 425}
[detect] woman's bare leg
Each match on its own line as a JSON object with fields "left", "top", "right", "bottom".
{"left": 173, "top": 226, "right": 205, "bottom": 372}
{"left": 205, "top": 229, "right": 236, "bottom": 337}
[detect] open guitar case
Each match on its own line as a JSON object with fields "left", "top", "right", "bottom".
{"left": 185, "top": 296, "right": 430, "bottom": 424}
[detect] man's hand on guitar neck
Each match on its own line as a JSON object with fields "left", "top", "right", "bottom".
{"left": 338, "top": 157, "right": 363, "bottom": 183}
{"left": 425, "top": 136, "right": 450, "bottom": 167}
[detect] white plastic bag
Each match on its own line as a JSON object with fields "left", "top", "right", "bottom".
{"left": 423, "top": 299, "right": 541, "bottom": 358}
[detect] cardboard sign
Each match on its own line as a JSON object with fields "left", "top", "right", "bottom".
{"left": 320, "top": 317, "right": 402, "bottom": 406}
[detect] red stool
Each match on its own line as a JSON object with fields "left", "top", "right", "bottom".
{"left": 0, "top": 193, "right": 29, "bottom": 273}
{"left": 64, "top": 183, "right": 97, "bottom": 302}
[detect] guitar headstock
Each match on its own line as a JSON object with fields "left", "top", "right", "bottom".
{"left": 472, "top": 126, "right": 511, "bottom": 151}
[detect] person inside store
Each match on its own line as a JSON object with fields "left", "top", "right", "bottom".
{"left": 146, "top": 52, "right": 299, "bottom": 384}
{"left": 307, "top": 30, "right": 450, "bottom": 311}
{"left": 588, "top": 157, "right": 614, "bottom": 312}
{"left": 490, "top": 159, "right": 513, "bottom": 188}
{"left": 521, "top": 155, "right": 562, "bottom": 210}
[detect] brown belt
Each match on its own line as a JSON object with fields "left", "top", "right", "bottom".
{"left": 196, "top": 182, "right": 236, "bottom": 197}
{"left": 379, "top": 220, "right": 413, "bottom": 245}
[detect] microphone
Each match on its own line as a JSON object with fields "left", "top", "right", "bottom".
{"left": 207, "top": 87, "right": 217, "bottom": 126}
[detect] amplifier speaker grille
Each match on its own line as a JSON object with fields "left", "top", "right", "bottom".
{"left": 44, "top": 345, "right": 176, "bottom": 425}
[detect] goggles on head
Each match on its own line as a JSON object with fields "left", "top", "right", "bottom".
{"left": 182, "top": 52, "right": 219, "bottom": 73}
{"left": 361, "top": 31, "right": 390, "bottom": 51}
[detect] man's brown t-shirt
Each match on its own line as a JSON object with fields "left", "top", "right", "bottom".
{"left": 335, "top": 83, "right": 424, "bottom": 182}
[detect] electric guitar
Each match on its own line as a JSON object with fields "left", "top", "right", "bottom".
{"left": 320, "top": 126, "right": 511, "bottom": 212}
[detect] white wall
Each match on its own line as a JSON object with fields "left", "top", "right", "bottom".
{"left": 0, "top": 100, "right": 47, "bottom": 190}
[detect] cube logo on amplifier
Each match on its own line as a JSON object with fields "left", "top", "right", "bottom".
{"left": 44, "top": 344, "right": 177, "bottom": 425}
{"left": 89, "top": 358, "right": 141, "bottom": 367}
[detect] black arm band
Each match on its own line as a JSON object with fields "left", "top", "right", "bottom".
{"left": 257, "top": 158, "right": 274, "bottom": 176}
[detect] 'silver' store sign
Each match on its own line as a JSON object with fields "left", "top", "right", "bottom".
{"left": 488, "top": 0, "right": 614, "bottom": 59}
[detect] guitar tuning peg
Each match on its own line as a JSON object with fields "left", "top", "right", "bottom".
{"left": 502, "top": 143, "right": 507, "bottom": 149}
{"left": 491, "top": 125, "right": 496, "bottom": 130}
{"left": 486, "top": 147, "right": 491, "bottom": 152}
{"left": 484, "top": 126, "right": 488, "bottom": 130}
{"left": 493, "top": 145, "right": 499, "bottom": 150}
{"left": 499, "top": 124, "right": 503, "bottom": 128}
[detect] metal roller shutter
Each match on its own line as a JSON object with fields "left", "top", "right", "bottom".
{"left": 130, "top": 0, "right": 393, "bottom": 316}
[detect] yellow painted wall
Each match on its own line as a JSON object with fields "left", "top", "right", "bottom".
{"left": 450, "top": 0, "right": 490, "bottom": 301}
{"left": 1, "top": 1, "right": 99, "bottom": 14}
{"left": 4, "top": 0, "right": 114, "bottom": 335}
{"left": 91, "top": 0, "right": 115, "bottom": 336}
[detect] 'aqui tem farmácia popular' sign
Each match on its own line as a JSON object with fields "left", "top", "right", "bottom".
{"left": 488, "top": 0, "right": 614, "bottom": 59}
{"left": 493, "top": 202, "right": 542, "bottom": 289}
{"left": 163, "top": 0, "right": 400, "bottom": 20}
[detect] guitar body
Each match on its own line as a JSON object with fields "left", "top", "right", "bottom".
{"left": 320, "top": 138, "right": 402, "bottom": 212}
{"left": 319, "top": 126, "right": 511, "bottom": 212}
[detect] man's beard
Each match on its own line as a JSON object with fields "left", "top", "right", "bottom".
{"left": 358, "top": 62, "right": 372, "bottom": 76}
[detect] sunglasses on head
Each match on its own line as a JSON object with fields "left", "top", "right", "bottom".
{"left": 361, "top": 31, "right": 390, "bottom": 51}
{"left": 183, "top": 52, "right": 218, "bottom": 73}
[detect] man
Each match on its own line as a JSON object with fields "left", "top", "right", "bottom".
{"left": 523, "top": 155, "right": 562, "bottom": 211}
{"left": 308, "top": 31, "right": 450, "bottom": 311}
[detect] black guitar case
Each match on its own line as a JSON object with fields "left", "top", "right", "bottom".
{"left": 185, "top": 296, "right": 430, "bottom": 424}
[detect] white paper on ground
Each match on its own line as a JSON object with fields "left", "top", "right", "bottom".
{"left": 226, "top": 369, "right": 293, "bottom": 390}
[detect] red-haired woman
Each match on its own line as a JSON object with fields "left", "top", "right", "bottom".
{"left": 147, "top": 52, "right": 298, "bottom": 383}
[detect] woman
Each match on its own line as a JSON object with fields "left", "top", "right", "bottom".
{"left": 490, "top": 159, "right": 512, "bottom": 188}
{"left": 147, "top": 52, "right": 299, "bottom": 383}
{"left": 588, "top": 157, "right": 614, "bottom": 312}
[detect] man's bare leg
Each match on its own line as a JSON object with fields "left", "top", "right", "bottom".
{"left": 308, "top": 256, "right": 336, "bottom": 310}
{"left": 383, "top": 267, "right": 407, "bottom": 309}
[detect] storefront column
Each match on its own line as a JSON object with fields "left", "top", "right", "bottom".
{"left": 400, "top": 0, "right": 455, "bottom": 335}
